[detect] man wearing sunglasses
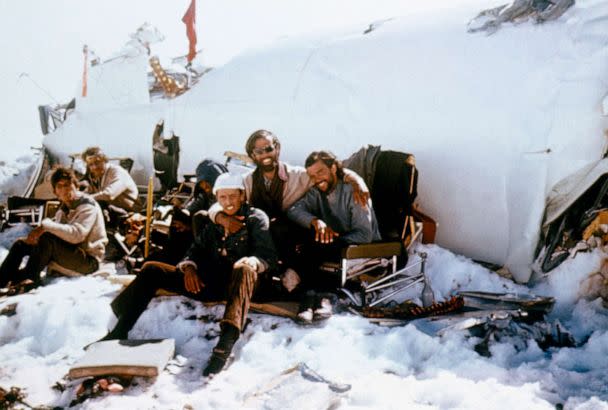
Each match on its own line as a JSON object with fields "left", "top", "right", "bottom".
{"left": 208, "top": 129, "right": 369, "bottom": 293}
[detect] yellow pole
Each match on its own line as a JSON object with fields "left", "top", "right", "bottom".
{"left": 144, "top": 176, "right": 154, "bottom": 258}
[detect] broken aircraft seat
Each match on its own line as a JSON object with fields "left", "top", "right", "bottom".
{"left": 329, "top": 149, "right": 437, "bottom": 307}
{"left": 2, "top": 197, "right": 60, "bottom": 230}
{"left": 159, "top": 177, "right": 195, "bottom": 208}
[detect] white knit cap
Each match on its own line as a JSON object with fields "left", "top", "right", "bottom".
{"left": 212, "top": 172, "right": 245, "bottom": 194}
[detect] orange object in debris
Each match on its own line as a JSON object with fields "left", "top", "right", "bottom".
{"left": 582, "top": 210, "right": 608, "bottom": 242}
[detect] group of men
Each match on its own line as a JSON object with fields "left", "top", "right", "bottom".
{"left": 0, "top": 129, "right": 382, "bottom": 377}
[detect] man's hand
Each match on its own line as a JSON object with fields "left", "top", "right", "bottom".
{"left": 23, "top": 226, "right": 45, "bottom": 246}
{"left": 181, "top": 264, "right": 204, "bottom": 294}
{"left": 217, "top": 212, "right": 245, "bottom": 236}
{"left": 311, "top": 219, "right": 340, "bottom": 244}
{"left": 234, "top": 257, "right": 260, "bottom": 273}
{"left": 344, "top": 172, "right": 370, "bottom": 208}
{"left": 351, "top": 183, "right": 370, "bottom": 208}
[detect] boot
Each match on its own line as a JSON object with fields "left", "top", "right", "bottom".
{"left": 98, "top": 326, "right": 129, "bottom": 342}
{"left": 84, "top": 319, "right": 130, "bottom": 350}
{"left": 203, "top": 324, "right": 240, "bottom": 376}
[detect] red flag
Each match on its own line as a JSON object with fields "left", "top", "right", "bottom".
{"left": 182, "top": 0, "right": 197, "bottom": 63}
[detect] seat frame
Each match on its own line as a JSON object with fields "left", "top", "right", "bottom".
{"left": 338, "top": 224, "right": 431, "bottom": 307}
{"left": 334, "top": 151, "right": 435, "bottom": 307}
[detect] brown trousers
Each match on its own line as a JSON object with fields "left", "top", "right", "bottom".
{"left": 110, "top": 260, "right": 260, "bottom": 336}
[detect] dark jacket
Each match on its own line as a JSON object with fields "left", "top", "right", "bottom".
{"left": 185, "top": 191, "right": 214, "bottom": 215}
{"left": 181, "top": 203, "right": 278, "bottom": 276}
{"left": 185, "top": 159, "right": 227, "bottom": 214}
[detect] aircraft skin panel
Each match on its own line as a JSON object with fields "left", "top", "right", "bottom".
{"left": 43, "top": 103, "right": 166, "bottom": 185}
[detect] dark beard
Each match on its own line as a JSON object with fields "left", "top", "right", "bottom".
{"left": 258, "top": 161, "right": 277, "bottom": 173}
{"left": 317, "top": 175, "right": 336, "bottom": 193}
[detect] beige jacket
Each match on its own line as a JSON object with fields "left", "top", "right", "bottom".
{"left": 41, "top": 193, "right": 108, "bottom": 261}
{"left": 88, "top": 163, "right": 139, "bottom": 211}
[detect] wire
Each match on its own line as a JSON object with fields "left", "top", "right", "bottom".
{"left": 18, "top": 73, "right": 60, "bottom": 105}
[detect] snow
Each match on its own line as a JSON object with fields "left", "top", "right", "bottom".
{"left": 0, "top": 220, "right": 606, "bottom": 408}
{"left": 0, "top": 0, "right": 607, "bottom": 408}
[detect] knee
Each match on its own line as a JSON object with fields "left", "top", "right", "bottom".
{"left": 11, "top": 239, "right": 29, "bottom": 251}
{"left": 138, "top": 262, "right": 175, "bottom": 283}
{"left": 231, "top": 265, "right": 256, "bottom": 283}
{"left": 37, "top": 232, "right": 55, "bottom": 249}
{"left": 38, "top": 232, "right": 56, "bottom": 246}
{"left": 136, "top": 263, "right": 161, "bottom": 285}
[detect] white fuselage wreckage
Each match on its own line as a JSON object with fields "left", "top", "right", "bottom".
{"left": 41, "top": 2, "right": 608, "bottom": 282}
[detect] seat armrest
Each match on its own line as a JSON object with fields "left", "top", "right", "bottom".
{"left": 342, "top": 242, "right": 402, "bottom": 259}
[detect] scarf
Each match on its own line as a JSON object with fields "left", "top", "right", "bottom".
{"left": 250, "top": 167, "right": 285, "bottom": 219}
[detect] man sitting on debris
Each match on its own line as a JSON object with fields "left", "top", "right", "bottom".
{"left": 99, "top": 173, "right": 278, "bottom": 376}
{"left": 0, "top": 167, "right": 107, "bottom": 292}
{"left": 287, "top": 150, "right": 381, "bottom": 321}
{"left": 209, "top": 129, "right": 369, "bottom": 294}
{"left": 81, "top": 146, "right": 140, "bottom": 225}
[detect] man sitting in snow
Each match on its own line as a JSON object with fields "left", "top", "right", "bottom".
{"left": 81, "top": 146, "right": 140, "bottom": 226}
{"left": 287, "top": 150, "right": 381, "bottom": 321}
{"left": 208, "top": 129, "right": 370, "bottom": 294}
{"left": 0, "top": 167, "right": 107, "bottom": 291}
{"left": 99, "top": 173, "right": 278, "bottom": 376}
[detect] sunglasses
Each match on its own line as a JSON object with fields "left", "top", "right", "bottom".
{"left": 85, "top": 156, "right": 105, "bottom": 167}
{"left": 252, "top": 145, "right": 275, "bottom": 156}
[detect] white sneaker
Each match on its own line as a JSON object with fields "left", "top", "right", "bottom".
{"left": 313, "top": 298, "right": 333, "bottom": 321}
{"left": 297, "top": 308, "right": 313, "bottom": 324}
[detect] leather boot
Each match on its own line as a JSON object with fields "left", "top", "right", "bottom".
{"left": 203, "top": 324, "right": 240, "bottom": 376}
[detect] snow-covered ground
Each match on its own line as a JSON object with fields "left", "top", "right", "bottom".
{"left": 0, "top": 156, "right": 606, "bottom": 409}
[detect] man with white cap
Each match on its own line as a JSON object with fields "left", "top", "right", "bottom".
{"left": 97, "top": 172, "right": 278, "bottom": 377}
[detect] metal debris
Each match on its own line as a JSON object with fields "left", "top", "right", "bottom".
{"left": 468, "top": 0, "right": 575, "bottom": 34}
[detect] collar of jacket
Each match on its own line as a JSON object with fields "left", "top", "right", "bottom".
{"left": 277, "top": 162, "right": 289, "bottom": 182}
{"left": 235, "top": 203, "right": 251, "bottom": 218}
{"left": 61, "top": 193, "right": 95, "bottom": 213}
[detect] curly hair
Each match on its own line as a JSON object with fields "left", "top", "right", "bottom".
{"left": 81, "top": 146, "right": 108, "bottom": 163}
